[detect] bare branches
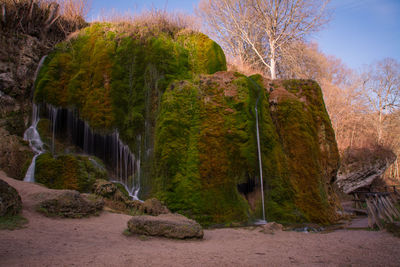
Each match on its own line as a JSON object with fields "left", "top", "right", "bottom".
{"left": 361, "top": 58, "right": 400, "bottom": 145}
{"left": 197, "top": 0, "right": 330, "bottom": 79}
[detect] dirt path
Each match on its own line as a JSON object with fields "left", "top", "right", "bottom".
{"left": 1, "top": 172, "right": 400, "bottom": 267}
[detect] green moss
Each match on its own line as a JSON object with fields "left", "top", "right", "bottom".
{"left": 177, "top": 31, "right": 227, "bottom": 74}
{"left": 32, "top": 22, "right": 338, "bottom": 225}
{"left": 114, "top": 182, "right": 130, "bottom": 198}
{"left": 270, "top": 80, "right": 338, "bottom": 224}
{"left": 35, "top": 153, "right": 107, "bottom": 192}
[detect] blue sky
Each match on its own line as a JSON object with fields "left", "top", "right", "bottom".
{"left": 88, "top": 0, "right": 400, "bottom": 70}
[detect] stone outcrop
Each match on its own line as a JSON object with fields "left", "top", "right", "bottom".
{"left": 93, "top": 180, "right": 170, "bottom": 215}
{"left": 0, "top": 128, "right": 33, "bottom": 179}
{"left": 336, "top": 147, "right": 397, "bottom": 193}
{"left": 5, "top": 16, "right": 340, "bottom": 225}
{"left": 0, "top": 1, "right": 85, "bottom": 179}
{"left": 36, "top": 190, "right": 103, "bottom": 218}
{"left": 141, "top": 198, "right": 170, "bottom": 216}
{"left": 93, "top": 179, "right": 129, "bottom": 202}
{"left": 268, "top": 80, "right": 340, "bottom": 223}
{"left": 259, "top": 222, "right": 284, "bottom": 234}
{"left": 127, "top": 213, "right": 203, "bottom": 239}
{"left": 0, "top": 179, "right": 22, "bottom": 216}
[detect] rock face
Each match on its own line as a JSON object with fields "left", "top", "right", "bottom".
{"left": 37, "top": 190, "right": 103, "bottom": 218}
{"left": 27, "top": 23, "right": 339, "bottom": 225}
{"left": 268, "top": 80, "right": 341, "bottom": 223}
{"left": 127, "top": 213, "right": 203, "bottom": 239}
{"left": 336, "top": 147, "right": 396, "bottom": 193}
{"left": 0, "top": 128, "right": 33, "bottom": 179}
{"left": 0, "top": 179, "right": 22, "bottom": 216}
{"left": 0, "top": 1, "right": 85, "bottom": 179}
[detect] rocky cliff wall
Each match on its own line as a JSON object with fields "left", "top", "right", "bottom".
{"left": 2, "top": 21, "right": 340, "bottom": 225}
{"left": 0, "top": 1, "right": 85, "bottom": 179}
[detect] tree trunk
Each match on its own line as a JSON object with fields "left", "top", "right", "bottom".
{"left": 270, "top": 42, "right": 277, "bottom": 80}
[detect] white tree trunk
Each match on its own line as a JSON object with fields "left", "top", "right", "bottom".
{"left": 270, "top": 42, "right": 277, "bottom": 79}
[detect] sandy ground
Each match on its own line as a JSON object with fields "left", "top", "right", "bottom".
{"left": 1, "top": 171, "right": 400, "bottom": 267}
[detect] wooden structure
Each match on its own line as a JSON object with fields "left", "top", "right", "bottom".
{"left": 351, "top": 190, "right": 400, "bottom": 229}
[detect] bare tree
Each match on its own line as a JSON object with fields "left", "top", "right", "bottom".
{"left": 361, "top": 58, "right": 400, "bottom": 144}
{"left": 197, "top": 0, "right": 330, "bottom": 79}
{"left": 197, "top": 0, "right": 260, "bottom": 70}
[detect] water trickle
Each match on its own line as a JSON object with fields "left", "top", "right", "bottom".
{"left": 23, "top": 104, "right": 44, "bottom": 182}
{"left": 42, "top": 107, "right": 143, "bottom": 199}
{"left": 49, "top": 105, "right": 59, "bottom": 154}
{"left": 111, "top": 131, "right": 141, "bottom": 200}
{"left": 23, "top": 56, "right": 47, "bottom": 182}
{"left": 254, "top": 82, "right": 266, "bottom": 224}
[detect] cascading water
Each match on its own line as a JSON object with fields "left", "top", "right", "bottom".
{"left": 23, "top": 56, "right": 47, "bottom": 182}
{"left": 49, "top": 105, "right": 59, "bottom": 154}
{"left": 23, "top": 104, "right": 45, "bottom": 182}
{"left": 253, "top": 80, "right": 267, "bottom": 225}
{"left": 110, "top": 131, "right": 141, "bottom": 200}
{"left": 45, "top": 105, "right": 142, "bottom": 200}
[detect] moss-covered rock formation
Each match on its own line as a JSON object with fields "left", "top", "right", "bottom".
{"left": 35, "top": 153, "right": 107, "bottom": 192}
{"left": 33, "top": 23, "right": 339, "bottom": 225}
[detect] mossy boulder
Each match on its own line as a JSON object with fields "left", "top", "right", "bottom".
{"left": 141, "top": 198, "right": 170, "bottom": 216}
{"left": 35, "top": 153, "right": 108, "bottom": 192}
{"left": 37, "top": 190, "right": 103, "bottom": 218}
{"left": 269, "top": 79, "right": 340, "bottom": 223}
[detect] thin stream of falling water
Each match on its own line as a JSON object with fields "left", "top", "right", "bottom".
{"left": 23, "top": 56, "right": 47, "bottom": 182}
{"left": 23, "top": 104, "right": 45, "bottom": 182}
{"left": 255, "top": 98, "right": 266, "bottom": 223}
{"left": 251, "top": 77, "right": 266, "bottom": 225}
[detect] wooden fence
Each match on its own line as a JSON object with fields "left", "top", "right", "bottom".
{"left": 352, "top": 190, "right": 400, "bottom": 229}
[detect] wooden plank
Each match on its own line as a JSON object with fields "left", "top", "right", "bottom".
{"left": 377, "top": 196, "right": 394, "bottom": 222}
{"left": 366, "top": 197, "right": 382, "bottom": 229}
{"left": 366, "top": 198, "right": 376, "bottom": 229}
{"left": 354, "top": 193, "right": 360, "bottom": 209}
{"left": 371, "top": 196, "right": 386, "bottom": 222}
{"left": 380, "top": 196, "right": 397, "bottom": 220}
{"left": 384, "top": 196, "right": 400, "bottom": 218}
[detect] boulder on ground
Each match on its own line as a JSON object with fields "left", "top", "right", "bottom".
{"left": 336, "top": 147, "right": 396, "bottom": 193}
{"left": 93, "top": 180, "right": 170, "bottom": 216}
{"left": 127, "top": 213, "right": 203, "bottom": 239}
{"left": 0, "top": 179, "right": 22, "bottom": 216}
{"left": 37, "top": 190, "right": 103, "bottom": 218}
{"left": 93, "top": 179, "right": 128, "bottom": 201}
{"left": 259, "top": 222, "right": 283, "bottom": 234}
{"left": 141, "top": 198, "right": 170, "bottom": 216}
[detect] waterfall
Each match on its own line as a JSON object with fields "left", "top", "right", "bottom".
{"left": 23, "top": 104, "right": 44, "bottom": 182}
{"left": 44, "top": 105, "right": 142, "bottom": 200}
{"left": 49, "top": 105, "right": 59, "bottom": 154}
{"left": 23, "top": 56, "right": 47, "bottom": 182}
{"left": 110, "top": 131, "right": 141, "bottom": 200}
{"left": 253, "top": 80, "right": 266, "bottom": 224}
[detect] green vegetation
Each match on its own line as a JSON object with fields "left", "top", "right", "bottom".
{"left": 271, "top": 80, "right": 339, "bottom": 224}
{"left": 0, "top": 215, "right": 28, "bottom": 230}
{"left": 33, "top": 23, "right": 338, "bottom": 225}
{"left": 35, "top": 153, "right": 108, "bottom": 192}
